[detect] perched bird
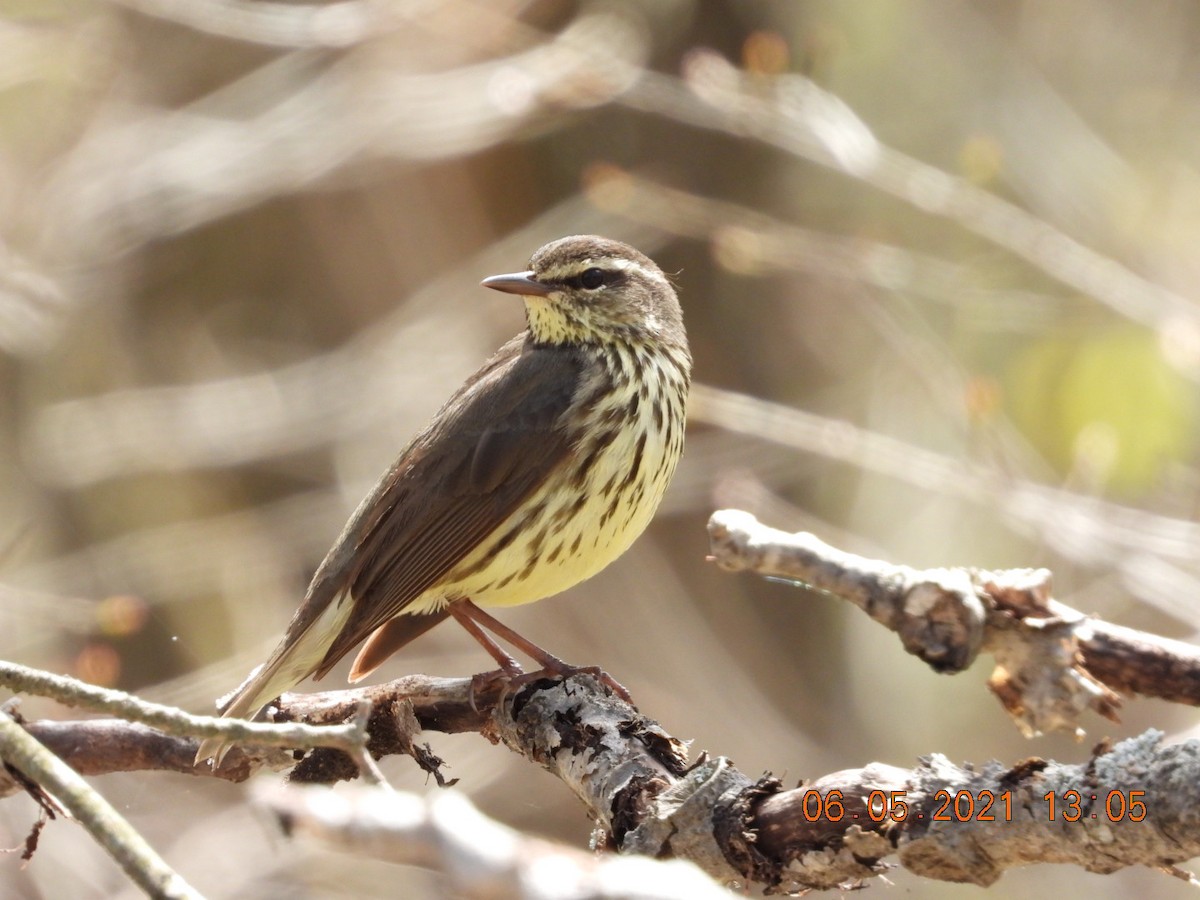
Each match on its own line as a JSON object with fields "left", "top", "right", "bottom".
{"left": 195, "top": 235, "right": 691, "bottom": 765}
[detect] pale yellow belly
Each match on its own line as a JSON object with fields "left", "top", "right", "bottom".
{"left": 458, "top": 437, "right": 671, "bottom": 605}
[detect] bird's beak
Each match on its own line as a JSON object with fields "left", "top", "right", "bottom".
{"left": 481, "top": 271, "right": 555, "bottom": 297}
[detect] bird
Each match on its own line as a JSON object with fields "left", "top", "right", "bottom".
{"left": 195, "top": 234, "right": 691, "bottom": 765}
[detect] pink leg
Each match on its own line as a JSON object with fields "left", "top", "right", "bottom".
{"left": 451, "top": 600, "right": 633, "bottom": 704}
{"left": 449, "top": 603, "right": 523, "bottom": 674}
{"left": 452, "top": 600, "right": 568, "bottom": 670}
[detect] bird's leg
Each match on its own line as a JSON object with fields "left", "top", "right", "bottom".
{"left": 449, "top": 601, "right": 524, "bottom": 673}
{"left": 453, "top": 600, "right": 568, "bottom": 670}
{"left": 449, "top": 601, "right": 524, "bottom": 711}
{"left": 453, "top": 600, "right": 633, "bottom": 704}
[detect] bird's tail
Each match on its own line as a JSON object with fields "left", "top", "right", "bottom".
{"left": 193, "top": 597, "right": 354, "bottom": 766}
{"left": 346, "top": 609, "right": 450, "bottom": 682}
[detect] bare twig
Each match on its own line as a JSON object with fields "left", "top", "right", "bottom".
{"left": 0, "top": 661, "right": 371, "bottom": 760}
{"left": 0, "top": 710, "right": 202, "bottom": 900}
{"left": 0, "top": 672, "right": 496, "bottom": 795}
{"left": 106, "top": 0, "right": 411, "bottom": 48}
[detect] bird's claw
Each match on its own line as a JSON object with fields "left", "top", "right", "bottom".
{"left": 468, "top": 666, "right": 522, "bottom": 713}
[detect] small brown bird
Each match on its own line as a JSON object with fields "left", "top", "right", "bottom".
{"left": 195, "top": 235, "right": 690, "bottom": 764}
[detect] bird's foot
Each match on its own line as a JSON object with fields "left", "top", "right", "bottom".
{"left": 468, "top": 664, "right": 523, "bottom": 713}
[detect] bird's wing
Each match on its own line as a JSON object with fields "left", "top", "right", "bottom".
{"left": 203, "top": 335, "right": 584, "bottom": 740}
{"left": 308, "top": 335, "right": 585, "bottom": 677}
{"left": 202, "top": 338, "right": 585, "bottom": 739}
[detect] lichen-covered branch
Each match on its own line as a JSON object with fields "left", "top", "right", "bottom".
{"left": 294, "top": 709, "right": 1200, "bottom": 891}
{"left": 4, "top": 664, "right": 1200, "bottom": 891}
{"left": 750, "top": 731, "right": 1200, "bottom": 889}
{"left": 241, "top": 682, "right": 1200, "bottom": 891}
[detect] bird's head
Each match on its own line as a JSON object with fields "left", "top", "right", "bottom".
{"left": 482, "top": 235, "right": 686, "bottom": 350}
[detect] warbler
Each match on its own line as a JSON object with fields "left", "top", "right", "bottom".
{"left": 195, "top": 235, "right": 691, "bottom": 765}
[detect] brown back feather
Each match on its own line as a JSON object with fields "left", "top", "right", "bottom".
{"left": 305, "top": 333, "right": 585, "bottom": 678}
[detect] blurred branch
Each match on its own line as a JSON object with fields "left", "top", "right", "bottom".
{"left": 45, "top": 5, "right": 647, "bottom": 253}
{"left": 708, "top": 509, "right": 1200, "bottom": 737}
{"left": 0, "top": 241, "right": 71, "bottom": 357}
{"left": 0, "top": 709, "right": 202, "bottom": 899}
{"left": 107, "top": 0, "right": 411, "bottom": 48}
{"left": 622, "top": 53, "right": 1200, "bottom": 363}
{"left": 24, "top": 195, "right": 665, "bottom": 488}
{"left": 107, "top": 0, "right": 547, "bottom": 49}
{"left": 692, "top": 384, "right": 1200, "bottom": 624}
{"left": 586, "top": 166, "right": 1002, "bottom": 308}
{"left": 254, "top": 785, "right": 738, "bottom": 900}
{"left": 4, "top": 667, "right": 1198, "bottom": 890}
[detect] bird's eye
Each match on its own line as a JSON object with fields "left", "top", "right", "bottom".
{"left": 579, "top": 267, "right": 606, "bottom": 290}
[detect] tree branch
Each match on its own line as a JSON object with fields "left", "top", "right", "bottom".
{"left": 7, "top": 508, "right": 1200, "bottom": 890}
{"left": 250, "top": 732, "right": 1200, "bottom": 891}
{"left": 5, "top": 665, "right": 1200, "bottom": 891}
{"left": 750, "top": 730, "right": 1200, "bottom": 889}
{"left": 0, "top": 709, "right": 202, "bottom": 900}
{"left": 254, "top": 784, "right": 739, "bottom": 899}
{"left": 707, "top": 509, "right": 1200, "bottom": 737}
{"left": 0, "top": 661, "right": 376, "bottom": 775}
{"left": 0, "top": 670, "right": 497, "bottom": 793}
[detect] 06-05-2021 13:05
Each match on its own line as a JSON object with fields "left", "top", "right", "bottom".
{"left": 798, "top": 789, "right": 1148, "bottom": 823}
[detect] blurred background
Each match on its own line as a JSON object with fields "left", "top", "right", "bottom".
{"left": 2, "top": 0, "right": 1200, "bottom": 896}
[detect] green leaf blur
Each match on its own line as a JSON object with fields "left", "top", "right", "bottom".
{"left": 1006, "top": 328, "right": 1193, "bottom": 494}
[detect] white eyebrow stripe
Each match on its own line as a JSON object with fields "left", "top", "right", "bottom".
{"left": 537, "top": 257, "right": 669, "bottom": 288}
{"left": 610, "top": 258, "right": 672, "bottom": 289}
